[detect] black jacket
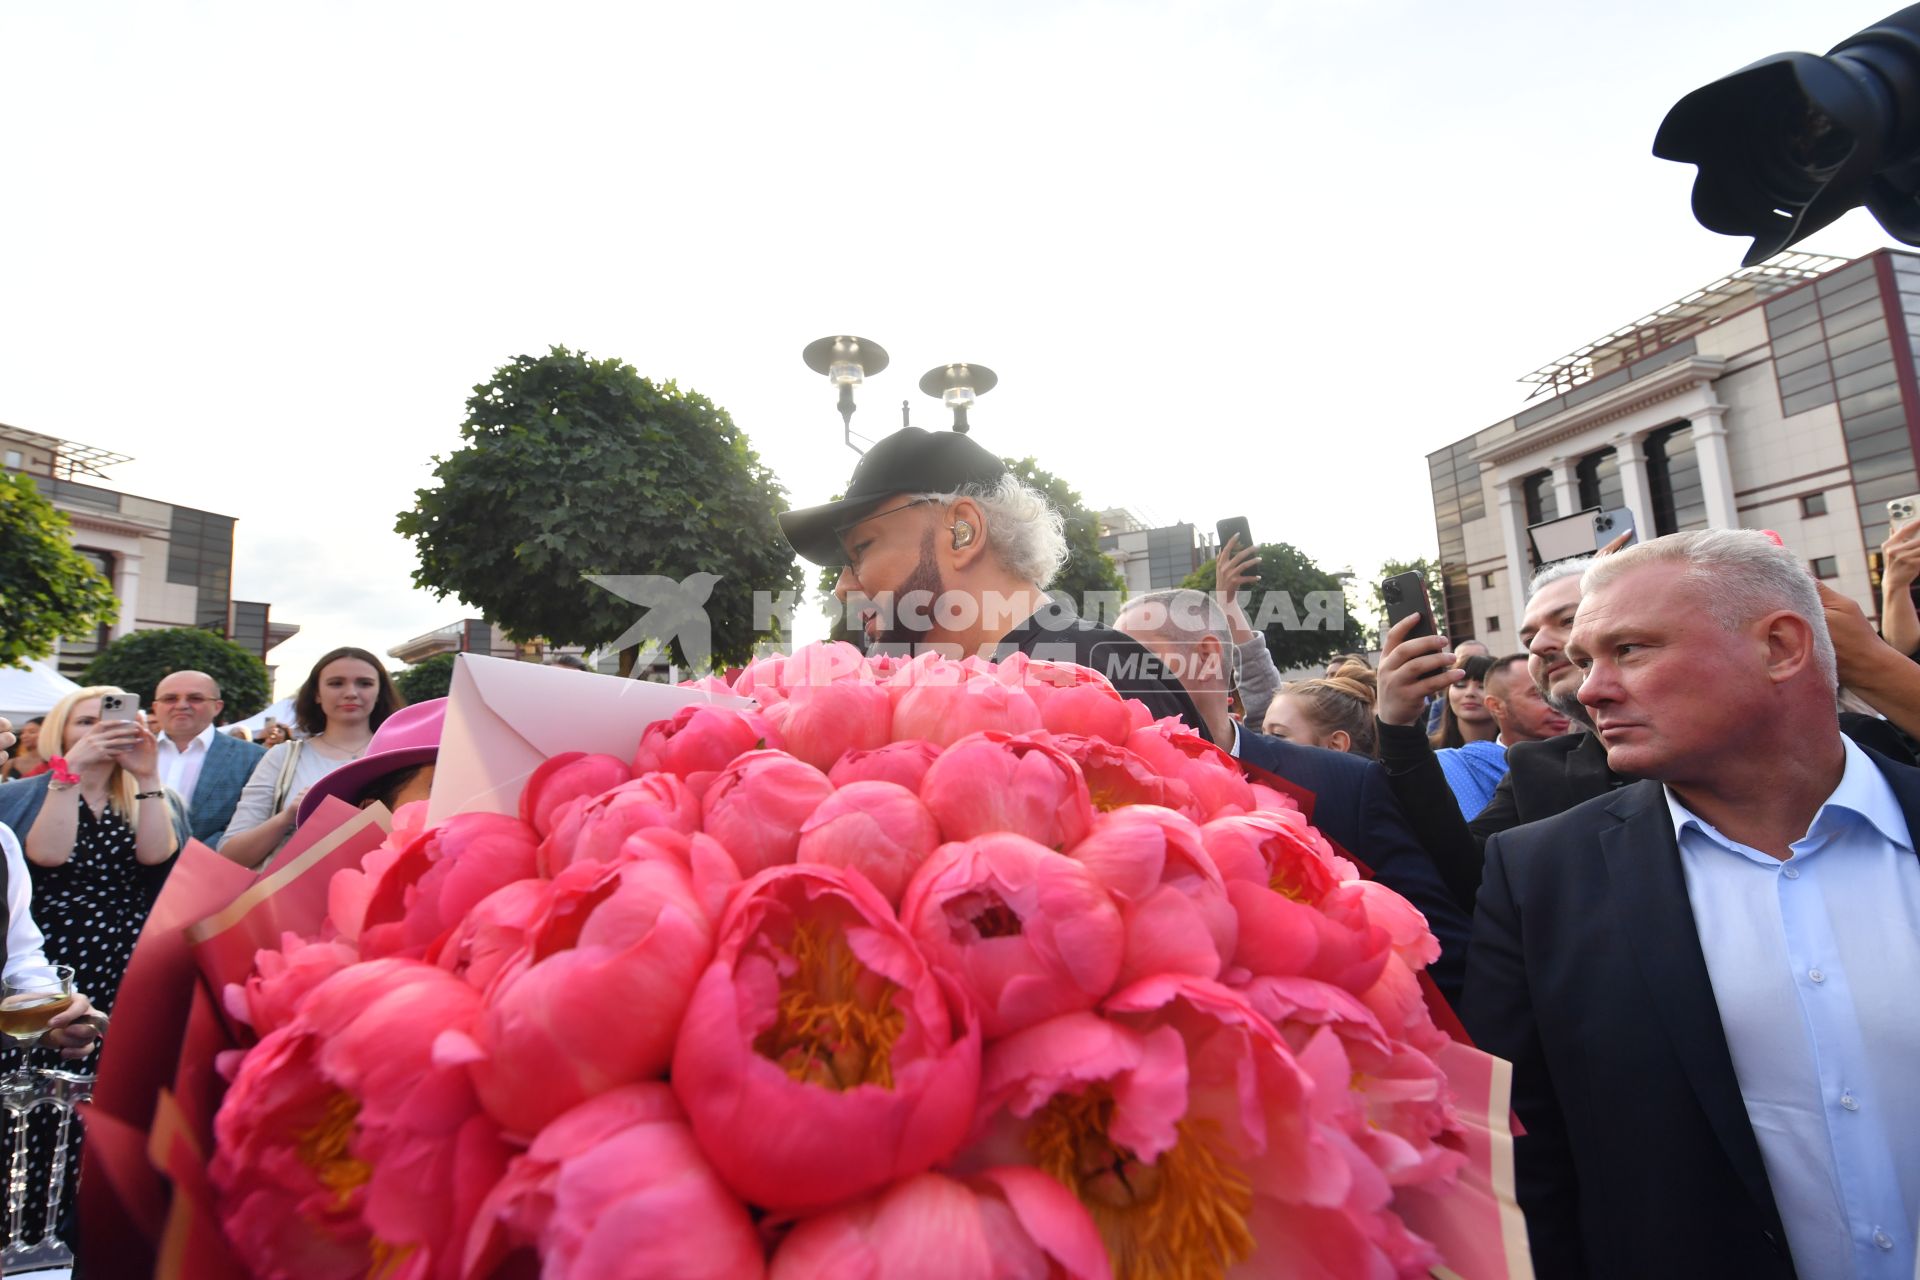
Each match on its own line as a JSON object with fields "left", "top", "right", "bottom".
{"left": 1236, "top": 728, "right": 1469, "bottom": 1003}
{"left": 1460, "top": 750, "right": 1920, "bottom": 1278}
{"left": 992, "top": 598, "right": 1208, "bottom": 739}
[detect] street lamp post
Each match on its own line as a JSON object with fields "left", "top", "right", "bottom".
{"left": 803, "top": 335, "right": 998, "bottom": 453}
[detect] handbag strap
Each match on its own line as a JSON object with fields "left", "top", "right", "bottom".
{"left": 270, "top": 740, "right": 304, "bottom": 814}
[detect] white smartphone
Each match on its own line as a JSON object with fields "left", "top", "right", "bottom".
{"left": 98, "top": 693, "right": 142, "bottom": 724}
{"left": 1593, "top": 507, "right": 1636, "bottom": 549}
{"left": 1888, "top": 495, "right": 1920, "bottom": 524}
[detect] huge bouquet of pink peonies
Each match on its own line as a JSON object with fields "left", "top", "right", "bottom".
{"left": 207, "top": 644, "right": 1478, "bottom": 1280}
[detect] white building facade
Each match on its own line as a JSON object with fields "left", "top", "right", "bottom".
{"left": 1429, "top": 250, "right": 1920, "bottom": 651}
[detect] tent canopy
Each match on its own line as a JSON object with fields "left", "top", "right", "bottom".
{"left": 0, "top": 659, "right": 82, "bottom": 725}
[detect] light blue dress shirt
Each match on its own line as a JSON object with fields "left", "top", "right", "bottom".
{"left": 1667, "top": 738, "right": 1920, "bottom": 1280}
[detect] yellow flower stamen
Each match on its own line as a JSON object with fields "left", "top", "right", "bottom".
{"left": 295, "top": 1092, "right": 372, "bottom": 1203}
{"left": 754, "top": 920, "right": 905, "bottom": 1090}
{"left": 293, "top": 1089, "right": 416, "bottom": 1274}
{"left": 1028, "top": 1084, "right": 1255, "bottom": 1280}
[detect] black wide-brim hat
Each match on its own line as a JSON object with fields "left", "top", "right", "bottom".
{"left": 779, "top": 427, "right": 1008, "bottom": 566}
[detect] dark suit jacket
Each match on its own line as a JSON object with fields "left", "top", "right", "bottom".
{"left": 1460, "top": 751, "right": 1920, "bottom": 1278}
{"left": 1235, "top": 728, "right": 1469, "bottom": 1003}
{"left": 993, "top": 598, "right": 1209, "bottom": 739}
{"left": 186, "top": 731, "right": 266, "bottom": 849}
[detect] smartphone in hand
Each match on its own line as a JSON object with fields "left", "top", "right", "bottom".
{"left": 98, "top": 693, "right": 142, "bottom": 725}
{"left": 1380, "top": 571, "right": 1438, "bottom": 640}
{"left": 1216, "top": 516, "right": 1253, "bottom": 552}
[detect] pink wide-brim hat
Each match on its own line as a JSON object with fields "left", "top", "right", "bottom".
{"left": 296, "top": 698, "right": 446, "bottom": 826}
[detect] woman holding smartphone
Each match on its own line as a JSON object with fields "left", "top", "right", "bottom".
{"left": 0, "top": 685, "right": 186, "bottom": 1012}
{"left": 219, "top": 647, "right": 406, "bottom": 869}
{"left": 0, "top": 685, "right": 176, "bottom": 1242}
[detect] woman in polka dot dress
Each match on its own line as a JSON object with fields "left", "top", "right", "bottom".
{"left": 0, "top": 686, "right": 186, "bottom": 1244}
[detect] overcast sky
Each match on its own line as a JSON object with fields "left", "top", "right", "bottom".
{"left": 1, "top": 1, "right": 1904, "bottom": 694}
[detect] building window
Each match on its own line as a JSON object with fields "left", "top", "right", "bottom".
{"left": 1801, "top": 492, "right": 1829, "bottom": 517}
{"left": 1810, "top": 556, "right": 1840, "bottom": 580}
{"left": 1646, "top": 423, "right": 1707, "bottom": 535}
{"left": 1576, "top": 448, "right": 1622, "bottom": 513}
{"left": 1521, "top": 471, "right": 1557, "bottom": 526}
{"left": 1486, "top": 615, "right": 1500, "bottom": 633}
{"left": 1481, "top": 572, "right": 1495, "bottom": 589}
{"left": 3, "top": 450, "right": 20, "bottom": 469}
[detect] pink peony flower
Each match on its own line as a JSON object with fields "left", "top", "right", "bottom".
{"left": 732, "top": 641, "right": 873, "bottom": 705}
{"left": 462, "top": 1084, "right": 765, "bottom": 1280}
{"left": 212, "top": 959, "right": 508, "bottom": 1280}
{"left": 769, "top": 1167, "right": 1110, "bottom": 1280}
{"left": 919, "top": 733, "right": 1095, "bottom": 851}
{"left": 432, "top": 878, "right": 553, "bottom": 991}
{"left": 671, "top": 864, "right": 981, "bottom": 1215}
{"left": 975, "top": 974, "right": 1436, "bottom": 1280}
{"left": 354, "top": 813, "right": 542, "bottom": 962}
{"left": 1046, "top": 734, "right": 1197, "bottom": 816}
{"left": 632, "top": 704, "right": 784, "bottom": 798}
{"left": 451, "top": 853, "right": 714, "bottom": 1139}
{"left": 520, "top": 752, "right": 635, "bottom": 838}
{"left": 1199, "top": 812, "right": 1356, "bottom": 896}
{"left": 994, "top": 654, "right": 1136, "bottom": 748}
{"left": 539, "top": 772, "right": 702, "bottom": 876}
{"left": 828, "top": 739, "right": 943, "bottom": 791}
{"left": 1122, "top": 721, "right": 1255, "bottom": 819}
{"left": 759, "top": 674, "right": 892, "bottom": 774}
{"left": 223, "top": 933, "right": 360, "bottom": 1040}
{"left": 795, "top": 780, "right": 942, "bottom": 905}
{"left": 891, "top": 660, "right": 1044, "bottom": 747}
{"left": 699, "top": 749, "right": 834, "bottom": 876}
{"left": 898, "top": 832, "right": 1124, "bottom": 1038}
{"left": 1226, "top": 879, "right": 1392, "bottom": 996}
{"left": 1065, "top": 806, "right": 1236, "bottom": 987}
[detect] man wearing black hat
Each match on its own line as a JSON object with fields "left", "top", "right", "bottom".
{"left": 780, "top": 427, "right": 1209, "bottom": 737}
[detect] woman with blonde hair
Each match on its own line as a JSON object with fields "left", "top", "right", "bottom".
{"left": 1261, "top": 662, "right": 1379, "bottom": 756}
{"left": 0, "top": 685, "right": 178, "bottom": 1241}
{"left": 0, "top": 688, "right": 188, "bottom": 993}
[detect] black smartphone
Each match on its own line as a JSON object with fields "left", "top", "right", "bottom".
{"left": 1380, "top": 570, "right": 1437, "bottom": 640}
{"left": 1216, "top": 516, "right": 1253, "bottom": 553}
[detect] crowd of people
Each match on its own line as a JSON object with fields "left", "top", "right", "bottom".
{"left": 0, "top": 422, "right": 1915, "bottom": 1273}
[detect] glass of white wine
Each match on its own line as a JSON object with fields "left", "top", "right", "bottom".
{"left": 0, "top": 967, "right": 76, "bottom": 1045}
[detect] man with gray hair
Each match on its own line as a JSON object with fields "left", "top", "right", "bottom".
{"left": 1116, "top": 588, "right": 1472, "bottom": 1000}
{"left": 779, "top": 427, "right": 1203, "bottom": 734}
{"left": 1463, "top": 529, "right": 1920, "bottom": 1279}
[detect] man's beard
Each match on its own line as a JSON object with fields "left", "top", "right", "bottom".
{"left": 1544, "top": 685, "right": 1594, "bottom": 732}
{"left": 867, "top": 530, "right": 948, "bottom": 653}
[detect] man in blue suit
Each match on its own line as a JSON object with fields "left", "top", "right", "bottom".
{"left": 1116, "top": 589, "right": 1469, "bottom": 1002}
{"left": 153, "top": 671, "right": 264, "bottom": 850}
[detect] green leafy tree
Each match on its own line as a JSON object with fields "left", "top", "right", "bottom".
{"left": 814, "top": 456, "right": 1125, "bottom": 636}
{"left": 81, "top": 627, "right": 272, "bottom": 721}
{"left": 391, "top": 652, "right": 456, "bottom": 704}
{"left": 1181, "top": 542, "right": 1367, "bottom": 670}
{"left": 0, "top": 472, "right": 120, "bottom": 668}
{"left": 397, "top": 347, "right": 805, "bottom": 673}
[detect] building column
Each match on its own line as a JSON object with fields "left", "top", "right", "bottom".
{"left": 114, "top": 552, "right": 142, "bottom": 640}
{"left": 1497, "top": 480, "right": 1531, "bottom": 625}
{"left": 1690, "top": 405, "right": 1739, "bottom": 529}
{"left": 1549, "top": 457, "right": 1578, "bottom": 517}
{"left": 1613, "top": 432, "right": 1654, "bottom": 536}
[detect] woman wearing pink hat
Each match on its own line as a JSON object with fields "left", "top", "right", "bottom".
{"left": 219, "top": 649, "right": 406, "bottom": 869}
